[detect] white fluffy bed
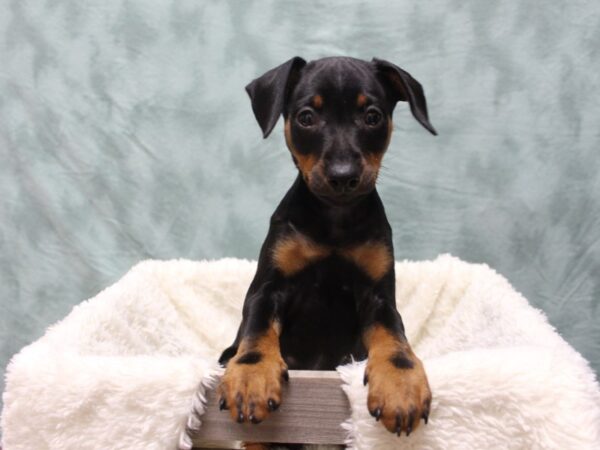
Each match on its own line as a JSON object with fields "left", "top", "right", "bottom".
{"left": 2, "top": 255, "right": 600, "bottom": 449}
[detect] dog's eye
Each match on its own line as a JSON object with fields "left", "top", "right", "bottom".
{"left": 297, "top": 109, "right": 315, "bottom": 127}
{"left": 364, "top": 108, "right": 382, "bottom": 126}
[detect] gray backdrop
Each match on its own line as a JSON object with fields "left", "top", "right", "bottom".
{"left": 1, "top": 0, "right": 599, "bottom": 414}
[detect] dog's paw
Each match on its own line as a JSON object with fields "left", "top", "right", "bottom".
{"left": 218, "top": 351, "right": 288, "bottom": 424}
{"left": 364, "top": 352, "right": 431, "bottom": 436}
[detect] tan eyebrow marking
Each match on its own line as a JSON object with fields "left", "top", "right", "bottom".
{"left": 312, "top": 95, "right": 323, "bottom": 109}
{"left": 357, "top": 93, "right": 368, "bottom": 107}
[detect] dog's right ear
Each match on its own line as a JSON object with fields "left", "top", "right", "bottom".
{"left": 246, "top": 57, "right": 307, "bottom": 138}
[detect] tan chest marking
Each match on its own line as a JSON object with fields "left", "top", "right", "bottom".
{"left": 272, "top": 233, "right": 331, "bottom": 276}
{"left": 341, "top": 241, "right": 392, "bottom": 281}
{"left": 273, "top": 234, "right": 391, "bottom": 280}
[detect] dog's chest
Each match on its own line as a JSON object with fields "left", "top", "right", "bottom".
{"left": 272, "top": 229, "right": 393, "bottom": 284}
{"left": 277, "top": 256, "right": 369, "bottom": 370}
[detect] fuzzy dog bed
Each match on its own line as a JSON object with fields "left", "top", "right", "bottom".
{"left": 2, "top": 255, "right": 600, "bottom": 449}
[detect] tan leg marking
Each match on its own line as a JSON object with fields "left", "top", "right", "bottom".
{"left": 363, "top": 325, "right": 432, "bottom": 436}
{"left": 219, "top": 322, "right": 288, "bottom": 424}
{"left": 341, "top": 241, "right": 392, "bottom": 281}
{"left": 272, "top": 233, "right": 331, "bottom": 276}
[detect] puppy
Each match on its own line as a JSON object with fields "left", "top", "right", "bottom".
{"left": 218, "top": 56, "right": 436, "bottom": 439}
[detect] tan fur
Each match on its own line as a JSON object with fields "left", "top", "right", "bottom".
{"left": 220, "top": 322, "right": 287, "bottom": 424}
{"left": 272, "top": 232, "right": 391, "bottom": 280}
{"left": 281, "top": 121, "right": 394, "bottom": 281}
{"left": 364, "top": 325, "right": 413, "bottom": 363}
{"left": 272, "top": 233, "right": 331, "bottom": 276}
{"left": 364, "top": 325, "right": 432, "bottom": 434}
{"left": 364, "top": 152, "right": 384, "bottom": 172}
{"left": 312, "top": 94, "right": 323, "bottom": 109}
{"left": 237, "top": 320, "right": 282, "bottom": 355}
{"left": 357, "top": 93, "right": 368, "bottom": 107}
{"left": 284, "top": 120, "right": 318, "bottom": 181}
{"left": 243, "top": 444, "right": 269, "bottom": 450}
{"left": 362, "top": 119, "right": 392, "bottom": 185}
{"left": 341, "top": 241, "right": 392, "bottom": 281}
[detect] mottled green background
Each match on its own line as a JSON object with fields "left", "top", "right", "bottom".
{"left": 1, "top": 0, "right": 599, "bottom": 414}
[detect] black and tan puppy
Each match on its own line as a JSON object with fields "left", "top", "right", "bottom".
{"left": 218, "top": 56, "right": 436, "bottom": 439}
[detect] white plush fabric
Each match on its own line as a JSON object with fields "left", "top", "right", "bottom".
{"left": 2, "top": 255, "right": 599, "bottom": 449}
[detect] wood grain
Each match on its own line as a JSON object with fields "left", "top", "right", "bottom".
{"left": 191, "top": 370, "right": 350, "bottom": 447}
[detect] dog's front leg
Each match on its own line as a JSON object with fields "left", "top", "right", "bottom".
{"left": 360, "top": 274, "right": 432, "bottom": 436}
{"left": 218, "top": 280, "right": 288, "bottom": 425}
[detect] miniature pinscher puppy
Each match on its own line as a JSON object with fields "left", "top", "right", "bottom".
{"left": 218, "top": 56, "right": 436, "bottom": 440}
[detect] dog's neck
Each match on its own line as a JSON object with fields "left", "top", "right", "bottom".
{"left": 284, "top": 173, "right": 384, "bottom": 245}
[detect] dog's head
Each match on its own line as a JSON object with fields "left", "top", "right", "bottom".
{"left": 246, "top": 56, "right": 436, "bottom": 205}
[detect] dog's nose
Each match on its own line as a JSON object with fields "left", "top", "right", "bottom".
{"left": 326, "top": 163, "right": 360, "bottom": 193}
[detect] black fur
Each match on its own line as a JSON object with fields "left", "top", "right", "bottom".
{"left": 236, "top": 351, "right": 263, "bottom": 365}
{"left": 219, "top": 56, "right": 436, "bottom": 371}
{"left": 390, "top": 352, "right": 415, "bottom": 369}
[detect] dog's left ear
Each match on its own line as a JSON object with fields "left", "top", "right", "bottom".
{"left": 372, "top": 58, "right": 437, "bottom": 136}
{"left": 246, "top": 57, "right": 307, "bottom": 138}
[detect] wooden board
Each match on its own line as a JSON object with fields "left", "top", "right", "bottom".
{"left": 191, "top": 370, "right": 350, "bottom": 447}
